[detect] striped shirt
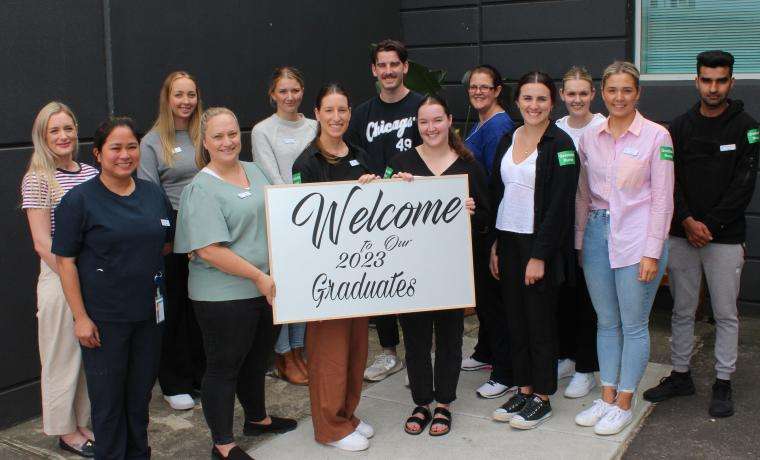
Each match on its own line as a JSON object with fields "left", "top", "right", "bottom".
{"left": 21, "top": 163, "right": 99, "bottom": 234}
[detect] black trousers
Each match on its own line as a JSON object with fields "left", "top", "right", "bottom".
{"left": 81, "top": 319, "right": 161, "bottom": 460}
{"left": 159, "top": 250, "right": 205, "bottom": 395}
{"left": 193, "top": 297, "right": 273, "bottom": 445}
{"left": 400, "top": 309, "right": 463, "bottom": 405}
{"left": 499, "top": 231, "right": 559, "bottom": 396}
{"left": 557, "top": 265, "right": 599, "bottom": 373}
{"left": 374, "top": 314, "right": 400, "bottom": 349}
{"left": 472, "top": 235, "right": 513, "bottom": 385}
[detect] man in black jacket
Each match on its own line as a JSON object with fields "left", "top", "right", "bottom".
{"left": 644, "top": 51, "right": 759, "bottom": 418}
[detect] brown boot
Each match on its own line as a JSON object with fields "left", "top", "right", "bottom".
{"left": 275, "top": 351, "right": 308, "bottom": 386}
{"left": 292, "top": 347, "right": 309, "bottom": 380}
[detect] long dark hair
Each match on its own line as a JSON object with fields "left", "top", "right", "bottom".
{"left": 514, "top": 70, "right": 558, "bottom": 105}
{"left": 311, "top": 83, "right": 351, "bottom": 164}
{"left": 93, "top": 116, "right": 140, "bottom": 153}
{"left": 468, "top": 64, "right": 510, "bottom": 108}
{"left": 419, "top": 94, "right": 474, "bottom": 161}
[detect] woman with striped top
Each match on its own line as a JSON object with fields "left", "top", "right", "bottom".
{"left": 21, "top": 101, "right": 98, "bottom": 457}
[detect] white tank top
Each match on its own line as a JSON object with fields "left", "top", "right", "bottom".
{"left": 495, "top": 143, "right": 537, "bottom": 234}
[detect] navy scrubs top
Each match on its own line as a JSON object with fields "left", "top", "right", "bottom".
{"left": 52, "top": 176, "right": 173, "bottom": 322}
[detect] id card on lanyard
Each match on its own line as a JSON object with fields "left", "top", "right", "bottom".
{"left": 154, "top": 272, "right": 165, "bottom": 324}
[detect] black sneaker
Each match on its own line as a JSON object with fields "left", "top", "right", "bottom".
{"left": 643, "top": 371, "right": 695, "bottom": 402}
{"left": 509, "top": 396, "right": 552, "bottom": 430}
{"left": 709, "top": 379, "right": 734, "bottom": 418}
{"left": 492, "top": 392, "right": 530, "bottom": 422}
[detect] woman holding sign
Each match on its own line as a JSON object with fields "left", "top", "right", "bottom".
{"left": 291, "top": 83, "right": 378, "bottom": 452}
{"left": 174, "top": 107, "right": 296, "bottom": 460}
{"left": 52, "top": 117, "right": 173, "bottom": 459}
{"left": 574, "top": 62, "right": 673, "bottom": 435}
{"left": 387, "top": 94, "right": 487, "bottom": 437}
{"left": 252, "top": 66, "right": 317, "bottom": 385}
{"left": 488, "top": 71, "right": 579, "bottom": 429}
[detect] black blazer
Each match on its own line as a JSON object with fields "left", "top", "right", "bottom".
{"left": 490, "top": 122, "right": 579, "bottom": 286}
{"left": 292, "top": 141, "right": 373, "bottom": 183}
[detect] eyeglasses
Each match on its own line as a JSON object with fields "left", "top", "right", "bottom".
{"left": 468, "top": 85, "right": 495, "bottom": 93}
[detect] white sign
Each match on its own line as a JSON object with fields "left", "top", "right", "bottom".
{"left": 265, "top": 175, "right": 475, "bottom": 324}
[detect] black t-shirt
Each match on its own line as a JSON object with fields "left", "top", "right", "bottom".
{"left": 347, "top": 91, "right": 425, "bottom": 176}
{"left": 52, "top": 177, "right": 173, "bottom": 322}
{"left": 293, "top": 143, "right": 374, "bottom": 184}
{"left": 386, "top": 149, "right": 492, "bottom": 235}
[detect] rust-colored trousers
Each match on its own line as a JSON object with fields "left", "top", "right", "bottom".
{"left": 306, "top": 317, "right": 369, "bottom": 443}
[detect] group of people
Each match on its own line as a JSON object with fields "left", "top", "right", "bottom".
{"left": 20, "top": 36, "right": 756, "bottom": 459}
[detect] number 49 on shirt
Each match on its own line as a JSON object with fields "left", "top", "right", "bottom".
{"left": 396, "top": 138, "right": 413, "bottom": 152}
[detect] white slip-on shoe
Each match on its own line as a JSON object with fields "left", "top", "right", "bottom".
{"left": 163, "top": 394, "right": 195, "bottom": 410}
{"left": 461, "top": 356, "right": 491, "bottom": 371}
{"left": 575, "top": 399, "right": 614, "bottom": 427}
{"left": 594, "top": 405, "right": 633, "bottom": 435}
{"left": 363, "top": 353, "right": 405, "bottom": 381}
{"left": 355, "top": 420, "right": 374, "bottom": 439}
{"left": 327, "top": 431, "right": 369, "bottom": 451}
{"left": 565, "top": 372, "right": 597, "bottom": 398}
{"left": 476, "top": 380, "right": 516, "bottom": 399}
{"left": 557, "top": 359, "right": 576, "bottom": 380}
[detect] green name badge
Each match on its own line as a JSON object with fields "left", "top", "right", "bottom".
{"left": 292, "top": 172, "right": 302, "bottom": 184}
{"left": 383, "top": 166, "right": 394, "bottom": 178}
{"left": 660, "top": 146, "right": 674, "bottom": 161}
{"left": 748, "top": 128, "right": 759, "bottom": 144}
{"left": 557, "top": 150, "right": 576, "bottom": 167}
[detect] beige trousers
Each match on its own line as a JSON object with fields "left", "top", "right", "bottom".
{"left": 36, "top": 260, "right": 90, "bottom": 435}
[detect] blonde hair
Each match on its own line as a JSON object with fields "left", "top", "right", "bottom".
{"left": 562, "top": 66, "right": 594, "bottom": 87}
{"left": 268, "top": 66, "right": 306, "bottom": 106}
{"left": 602, "top": 61, "right": 640, "bottom": 89}
{"left": 22, "top": 101, "right": 79, "bottom": 206}
{"left": 151, "top": 71, "right": 203, "bottom": 166}
{"left": 197, "top": 107, "right": 239, "bottom": 168}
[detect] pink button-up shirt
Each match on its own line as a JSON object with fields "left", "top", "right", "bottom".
{"left": 575, "top": 111, "right": 674, "bottom": 269}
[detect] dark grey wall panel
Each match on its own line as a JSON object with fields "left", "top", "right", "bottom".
{"left": 746, "top": 216, "right": 760, "bottom": 258}
{"left": 0, "top": 0, "right": 108, "bottom": 145}
{"left": 402, "top": 8, "right": 478, "bottom": 46}
{"left": 0, "top": 381, "right": 40, "bottom": 430}
{"left": 748, "top": 173, "right": 760, "bottom": 214}
{"left": 409, "top": 46, "right": 478, "bottom": 84}
{"left": 740, "top": 261, "right": 760, "bottom": 302}
{"left": 402, "top": 0, "right": 475, "bottom": 8}
{"left": 482, "top": 39, "right": 627, "bottom": 82}
{"left": 110, "top": 0, "right": 400, "bottom": 134}
{"left": 483, "top": 0, "right": 626, "bottom": 42}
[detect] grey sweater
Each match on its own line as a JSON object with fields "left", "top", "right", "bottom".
{"left": 138, "top": 129, "right": 199, "bottom": 209}
{"left": 251, "top": 113, "right": 317, "bottom": 184}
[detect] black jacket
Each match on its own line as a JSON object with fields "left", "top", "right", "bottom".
{"left": 292, "top": 142, "right": 373, "bottom": 183}
{"left": 669, "top": 99, "right": 759, "bottom": 243}
{"left": 490, "top": 123, "right": 579, "bottom": 286}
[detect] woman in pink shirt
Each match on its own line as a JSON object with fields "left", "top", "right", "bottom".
{"left": 573, "top": 62, "right": 674, "bottom": 435}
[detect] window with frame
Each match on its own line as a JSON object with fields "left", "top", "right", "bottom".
{"left": 637, "top": 0, "right": 760, "bottom": 77}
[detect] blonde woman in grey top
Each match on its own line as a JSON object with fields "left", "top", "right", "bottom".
{"left": 138, "top": 70, "right": 205, "bottom": 412}
{"left": 251, "top": 67, "right": 316, "bottom": 385}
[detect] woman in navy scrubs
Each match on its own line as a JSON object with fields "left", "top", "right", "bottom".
{"left": 54, "top": 117, "right": 173, "bottom": 460}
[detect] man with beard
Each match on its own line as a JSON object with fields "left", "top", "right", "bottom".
{"left": 643, "top": 51, "right": 758, "bottom": 418}
{"left": 347, "top": 39, "right": 424, "bottom": 382}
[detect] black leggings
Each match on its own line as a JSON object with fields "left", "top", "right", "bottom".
{"left": 498, "top": 231, "right": 558, "bottom": 396}
{"left": 193, "top": 297, "right": 273, "bottom": 445}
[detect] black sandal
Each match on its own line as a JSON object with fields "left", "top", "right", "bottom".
{"left": 404, "top": 405, "right": 432, "bottom": 435}
{"left": 429, "top": 406, "right": 452, "bottom": 437}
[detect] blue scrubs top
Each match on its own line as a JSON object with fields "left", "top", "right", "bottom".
{"left": 464, "top": 111, "right": 515, "bottom": 174}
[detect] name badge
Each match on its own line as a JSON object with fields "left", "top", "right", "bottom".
{"left": 238, "top": 191, "right": 252, "bottom": 199}
{"left": 283, "top": 138, "right": 296, "bottom": 144}
{"left": 173, "top": 146, "right": 182, "bottom": 154}
{"left": 720, "top": 144, "right": 736, "bottom": 152}
{"left": 349, "top": 159, "right": 360, "bottom": 167}
{"left": 622, "top": 147, "right": 639, "bottom": 156}
{"left": 160, "top": 218, "right": 171, "bottom": 227}
{"left": 155, "top": 288, "right": 165, "bottom": 324}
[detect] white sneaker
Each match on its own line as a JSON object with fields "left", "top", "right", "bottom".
{"left": 163, "top": 393, "right": 194, "bottom": 410}
{"left": 363, "top": 353, "right": 404, "bottom": 381}
{"left": 557, "top": 359, "right": 576, "bottom": 380}
{"left": 575, "top": 399, "right": 614, "bottom": 427}
{"left": 475, "top": 380, "right": 516, "bottom": 399}
{"left": 564, "top": 372, "right": 597, "bottom": 398}
{"left": 594, "top": 405, "right": 633, "bottom": 435}
{"left": 355, "top": 420, "right": 374, "bottom": 439}
{"left": 461, "top": 356, "right": 491, "bottom": 371}
{"left": 327, "top": 431, "right": 369, "bottom": 451}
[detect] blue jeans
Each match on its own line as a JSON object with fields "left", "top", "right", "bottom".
{"left": 582, "top": 210, "right": 668, "bottom": 392}
{"left": 275, "top": 322, "right": 306, "bottom": 354}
